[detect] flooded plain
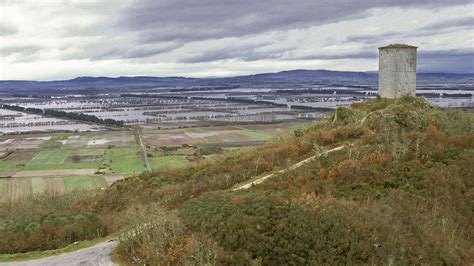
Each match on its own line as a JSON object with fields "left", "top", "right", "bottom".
{"left": 1, "top": 84, "right": 472, "bottom": 134}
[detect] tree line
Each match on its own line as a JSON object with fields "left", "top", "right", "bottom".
{"left": 1, "top": 104, "right": 125, "bottom": 127}
{"left": 121, "top": 93, "right": 332, "bottom": 111}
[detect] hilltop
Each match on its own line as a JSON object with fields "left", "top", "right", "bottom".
{"left": 1, "top": 97, "right": 473, "bottom": 264}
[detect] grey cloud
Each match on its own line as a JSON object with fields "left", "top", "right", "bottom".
{"left": 0, "top": 23, "right": 18, "bottom": 36}
{"left": 419, "top": 48, "right": 474, "bottom": 58}
{"left": 0, "top": 45, "right": 43, "bottom": 56}
{"left": 119, "top": 0, "right": 471, "bottom": 44}
{"left": 2, "top": 0, "right": 473, "bottom": 77}
{"left": 291, "top": 47, "right": 474, "bottom": 73}
{"left": 0, "top": 44, "right": 44, "bottom": 63}
{"left": 418, "top": 49, "right": 474, "bottom": 73}
{"left": 345, "top": 31, "right": 402, "bottom": 45}
{"left": 346, "top": 16, "right": 474, "bottom": 46}
{"left": 89, "top": 43, "right": 182, "bottom": 60}
{"left": 418, "top": 16, "right": 474, "bottom": 31}
{"left": 292, "top": 51, "right": 378, "bottom": 61}
{"left": 58, "top": 39, "right": 182, "bottom": 61}
{"left": 179, "top": 40, "right": 294, "bottom": 63}
{"left": 181, "top": 48, "right": 283, "bottom": 63}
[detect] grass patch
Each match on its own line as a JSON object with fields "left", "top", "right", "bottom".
{"left": 0, "top": 160, "right": 25, "bottom": 176}
{"left": 73, "top": 149, "right": 105, "bottom": 156}
{"left": 31, "top": 177, "right": 46, "bottom": 194}
{"left": 40, "top": 133, "right": 70, "bottom": 149}
{"left": 0, "top": 180, "right": 5, "bottom": 197}
{"left": 103, "top": 147, "right": 145, "bottom": 176}
{"left": 26, "top": 150, "right": 71, "bottom": 168}
{"left": 24, "top": 162, "right": 98, "bottom": 171}
{"left": 239, "top": 129, "right": 272, "bottom": 141}
{"left": 63, "top": 175, "right": 108, "bottom": 193}
{"left": 149, "top": 155, "right": 191, "bottom": 169}
{"left": 0, "top": 178, "right": 33, "bottom": 202}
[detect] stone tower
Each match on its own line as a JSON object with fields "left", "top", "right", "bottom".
{"left": 378, "top": 44, "right": 417, "bottom": 98}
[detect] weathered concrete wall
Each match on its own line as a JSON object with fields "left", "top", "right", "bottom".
{"left": 379, "top": 46, "right": 417, "bottom": 98}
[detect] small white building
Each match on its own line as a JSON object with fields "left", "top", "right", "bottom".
{"left": 378, "top": 44, "right": 417, "bottom": 98}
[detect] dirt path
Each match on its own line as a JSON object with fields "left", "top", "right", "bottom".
{"left": 1, "top": 241, "right": 118, "bottom": 266}
{"left": 134, "top": 127, "right": 151, "bottom": 172}
{"left": 233, "top": 145, "right": 348, "bottom": 190}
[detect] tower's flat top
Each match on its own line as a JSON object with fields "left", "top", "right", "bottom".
{"left": 379, "top": 44, "right": 417, "bottom": 49}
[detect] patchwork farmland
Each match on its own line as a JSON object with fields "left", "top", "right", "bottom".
{"left": 0, "top": 131, "right": 139, "bottom": 202}
{"left": 0, "top": 122, "right": 302, "bottom": 202}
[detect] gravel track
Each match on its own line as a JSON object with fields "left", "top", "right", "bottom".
{"left": 1, "top": 241, "right": 118, "bottom": 266}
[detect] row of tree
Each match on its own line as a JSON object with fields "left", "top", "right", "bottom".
{"left": 1, "top": 104, "right": 125, "bottom": 127}
{"left": 121, "top": 93, "right": 332, "bottom": 111}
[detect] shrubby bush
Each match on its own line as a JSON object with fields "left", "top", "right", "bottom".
{"left": 117, "top": 204, "right": 218, "bottom": 265}
{"left": 181, "top": 194, "right": 375, "bottom": 265}
{"left": 0, "top": 192, "right": 107, "bottom": 253}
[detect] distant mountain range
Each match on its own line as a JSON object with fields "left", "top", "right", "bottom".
{"left": 0, "top": 69, "right": 472, "bottom": 91}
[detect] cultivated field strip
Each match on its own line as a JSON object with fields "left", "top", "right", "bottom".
{"left": 0, "top": 176, "right": 111, "bottom": 203}
{"left": 13, "top": 169, "right": 97, "bottom": 178}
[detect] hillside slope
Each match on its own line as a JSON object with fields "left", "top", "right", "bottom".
{"left": 1, "top": 97, "right": 473, "bottom": 265}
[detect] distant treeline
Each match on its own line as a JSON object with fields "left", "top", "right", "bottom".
{"left": 1, "top": 104, "right": 125, "bottom": 127}
{"left": 121, "top": 94, "right": 332, "bottom": 112}
{"left": 168, "top": 85, "right": 240, "bottom": 93}
{"left": 416, "top": 93, "right": 473, "bottom": 98}
{"left": 275, "top": 89, "right": 367, "bottom": 95}
{"left": 328, "top": 84, "right": 373, "bottom": 89}
{"left": 122, "top": 94, "right": 188, "bottom": 100}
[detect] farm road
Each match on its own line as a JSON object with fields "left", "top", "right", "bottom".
{"left": 1, "top": 241, "right": 118, "bottom": 266}
{"left": 134, "top": 127, "right": 151, "bottom": 172}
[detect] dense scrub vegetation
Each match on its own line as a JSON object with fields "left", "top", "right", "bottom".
{"left": 1, "top": 97, "right": 473, "bottom": 264}
{"left": 0, "top": 192, "right": 107, "bottom": 253}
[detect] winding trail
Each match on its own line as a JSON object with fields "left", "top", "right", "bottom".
{"left": 233, "top": 145, "right": 348, "bottom": 190}
{"left": 1, "top": 241, "right": 118, "bottom": 266}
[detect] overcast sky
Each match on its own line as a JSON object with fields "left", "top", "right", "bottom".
{"left": 1, "top": 0, "right": 473, "bottom": 80}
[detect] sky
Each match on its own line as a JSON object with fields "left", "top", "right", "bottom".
{"left": 1, "top": 0, "right": 473, "bottom": 80}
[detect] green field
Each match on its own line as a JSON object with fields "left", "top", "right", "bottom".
{"left": 63, "top": 175, "right": 108, "bottom": 192}
{"left": 103, "top": 147, "right": 145, "bottom": 176}
{"left": 3, "top": 131, "right": 143, "bottom": 174}
{"left": 25, "top": 150, "right": 71, "bottom": 169}
{"left": 0, "top": 160, "right": 26, "bottom": 176}
{"left": 0, "top": 130, "right": 144, "bottom": 202}
{"left": 238, "top": 129, "right": 273, "bottom": 141}
{"left": 22, "top": 149, "right": 103, "bottom": 171}
{"left": 31, "top": 177, "right": 46, "bottom": 194}
{"left": 0, "top": 175, "right": 108, "bottom": 202}
{"left": 149, "top": 155, "right": 192, "bottom": 169}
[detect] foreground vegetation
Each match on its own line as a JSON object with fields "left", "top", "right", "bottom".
{"left": 1, "top": 97, "right": 473, "bottom": 264}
